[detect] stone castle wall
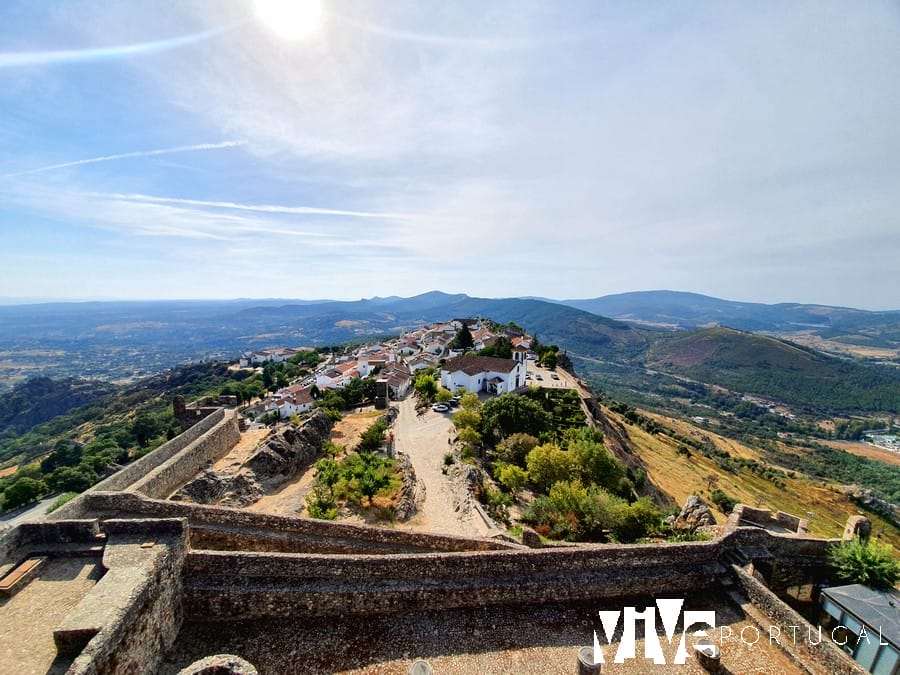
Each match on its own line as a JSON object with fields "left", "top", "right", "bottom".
{"left": 731, "top": 564, "right": 866, "bottom": 675}
{"left": 178, "top": 528, "right": 838, "bottom": 622}
{"left": 73, "top": 490, "right": 515, "bottom": 555}
{"left": 130, "top": 410, "right": 241, "bottom": 499}
{"left": 49, "top": 409, "right": 229, "bottom": 521}
{"left": 729, "top": 504, "right": 809, "bottom": 535}
{"left": 183, "top": 542, "right": 727, "bottom": 620}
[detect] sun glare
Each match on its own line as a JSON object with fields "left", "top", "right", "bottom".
{"left": 254, "top": 0, "right": 322, "bottom": 40}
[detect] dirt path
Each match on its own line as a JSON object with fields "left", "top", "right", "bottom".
{"left": 392, "top": 397, "right": 491, "bottom": 538}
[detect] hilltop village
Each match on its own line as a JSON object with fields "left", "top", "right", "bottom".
{"left": 237, "top": 317, "right": 540, "bottom": 422}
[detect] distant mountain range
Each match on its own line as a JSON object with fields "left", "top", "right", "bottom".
{"left": 560, "top": 290, "right": 900, "bottom": 348}
{"left": 0, "top": 290, "right": 897, "bottom": 414}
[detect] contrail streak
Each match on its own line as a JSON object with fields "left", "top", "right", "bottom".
{"left": 1, "top": 141, "right": 245, "bottom": 178}
{"left": 109, "top": 193, "right": 413, "bottom": 220}
{"left": 0, "top": 23, "right": 239, "bottom": 69}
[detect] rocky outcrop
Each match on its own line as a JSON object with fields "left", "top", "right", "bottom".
{"left": 521, "top": 525, "right": 543, "bottom": 548}
{"left": 670, "top": 495, "right": 717, "bottom": 533}
{"left": 448, "top": 462, "right": 484, "bottom": 511}
{"left": 174, "top": 409, "right": 332, "bottom": 507}
{"left": 393, "top": 454, "right": 418, "bottom": 522}
{"left": 845, "top": 486, "right": 899, "bottom": 524}
{"left": 173, "top": 469, "right": 263, "bottom": 508}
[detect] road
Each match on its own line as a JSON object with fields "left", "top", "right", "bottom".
{"left": 392, "top": 396, "right": 492, "bottom": 538}
{"left": 0, "top": 495, "right": 58, "bottom": 531}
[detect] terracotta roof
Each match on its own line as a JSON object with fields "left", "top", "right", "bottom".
{"left": 442, "top": 355, "right": 518, "bottom": 376}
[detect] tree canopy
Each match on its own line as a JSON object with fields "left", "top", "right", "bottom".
{"left": 478, "top": 393, "right": 551, "bottom": 444}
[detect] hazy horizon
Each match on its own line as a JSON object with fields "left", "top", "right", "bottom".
{"left": 2, "top": 2, "right": 898, "bottom": 309}
{"left": 0, "top": 288, "right": 898, "bottom": 313}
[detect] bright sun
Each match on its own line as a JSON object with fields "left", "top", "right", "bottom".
{"left": 254, "top": 0, "right": 322, "bottom": 40}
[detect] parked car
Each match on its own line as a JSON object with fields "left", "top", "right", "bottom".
{"left": 432, "top": 403, "right": 450, "bottom": 412}
{"left": 536, "top": 374, "right": 543, "bottom": 380}
{"left": 551, "top": 373, "right": 559, "bottom": 380}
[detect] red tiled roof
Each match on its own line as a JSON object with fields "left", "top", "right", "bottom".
{"left": 442, "top": 354, "right": 518, "bottom": 376}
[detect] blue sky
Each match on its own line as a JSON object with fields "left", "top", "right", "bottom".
{"left": 0, "top": 1, "right": 898, "bottom": 309}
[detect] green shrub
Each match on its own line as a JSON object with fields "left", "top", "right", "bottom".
{"left": 610, "top": 497, "right": 663, "bottom": 543}
{"left": 525, "top": 444, "right": 578, "bottom": 492}
{"left": 305, "top": 484, "right": 338, "bottom": 520}
{"left": 710, "top": 488, "right": 738, "bottom": 514}
{"left": 829, "top": 539, "right": 900, "bottom": 590}
{"left": 494, "top": 462, "right": 527, "bottom": 493}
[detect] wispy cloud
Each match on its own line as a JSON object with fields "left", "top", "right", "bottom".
{"left": 97, "top": 193, "right": 416, "bottom": 221}
{"left": 1, "top": 142, "right": 245, "bottom": 179}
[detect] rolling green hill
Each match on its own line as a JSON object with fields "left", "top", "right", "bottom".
{"left": 562, "top": 290, "right": 900, "bottom": 350}
{"left": 644, "top": 327, "right": 900, "bottom": 413}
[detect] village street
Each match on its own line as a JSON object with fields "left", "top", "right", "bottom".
{"left": 392, "top": 395, "right": 493, "bottom": 539}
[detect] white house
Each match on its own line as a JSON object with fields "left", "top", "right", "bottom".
{"left": 379, "top": 364, "right": 412, "bottom": 400}
{"left": 275, "top": 386, "right": 315, "bottom": 418}
{"left": 406, "top": 353, "right": 438, "bottom": 373}
{"left": 316, "top": 368, "right": 345, "bottom": 389}
{"left": 440, "top": 355, "right": 525, "bottom": 395}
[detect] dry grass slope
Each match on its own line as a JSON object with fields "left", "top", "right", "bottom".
{"left": 604, "top": 406, "right": 900, "bottom": 548}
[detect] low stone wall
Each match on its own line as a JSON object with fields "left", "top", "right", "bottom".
{"left": 729, "top": 504, "right": 809, "bottom": 535}
{"left": 731, "top": 564, "right": 866, "bottom": 675}
{"left": 63, "top": 518, "right": 188, "bottom": 675}
{"left": 74, "top": 491, "right": 517, "bottom": 554}
{"left": 131, "top": 410, "right": 241, "bottom": 499}
{"left": 0, "top": 520, "right": 103, "bottom": 575}
{"left": 178, "top": 524, "right": 847, "bottom": 622}
{"left": 182, "top": 540, "right": 730, "bottom": 620}
{"left": 49, "top": 409, "right": 229, "bottom": 521}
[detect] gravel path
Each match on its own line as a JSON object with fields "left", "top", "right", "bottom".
{"left": 392, "top": 396, "right": 491, "bottom": 538}
{"left": 162, "top": 594, "right": 805, "bottom": 675}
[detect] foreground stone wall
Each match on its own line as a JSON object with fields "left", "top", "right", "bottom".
{"left": 182, "top": 539, "right": 729, "bottom": 620}
{"left": 64, "top": 519, "right": 188, "bottom": 675}
{"left": 178, "top": 524, "right": 847, "bottom": 622}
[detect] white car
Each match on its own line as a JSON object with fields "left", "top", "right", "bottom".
{"left": 432, "top": 403, "right": 450, "bottom": 412}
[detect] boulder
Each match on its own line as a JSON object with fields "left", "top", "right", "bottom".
{"left": 173, "top": 469, "right": 263, "bottom": 507}
{"left": 178, "top": 654, "right": 258, "bottom": 675}
{"left": 843, "top": 514, "right": 872, "bottom": 542}
{"left": 521, "top": 526, "right": 543, "bottom": 548}
{"left": 673, "top": 495, "right": 717, "bottom": 532}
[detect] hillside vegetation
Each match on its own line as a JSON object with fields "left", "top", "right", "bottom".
{"left": 0, "top": 377, "right": 117, "bottom": 437}
{"left": 596, "top": 403, "right": 900, "bottom": 549}
{"left": 645, "top": 327, "right": 900, "bottom": 413}
{"left": 564, "top": 290, "right": 900, "bottom": 351}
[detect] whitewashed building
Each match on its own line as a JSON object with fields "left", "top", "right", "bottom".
{"left": 440, "top": 355, "right": 525, "bottom": 395}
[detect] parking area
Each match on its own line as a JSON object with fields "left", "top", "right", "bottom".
{"left": 525, "top": 359, "right": 575, "bottom": 389}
